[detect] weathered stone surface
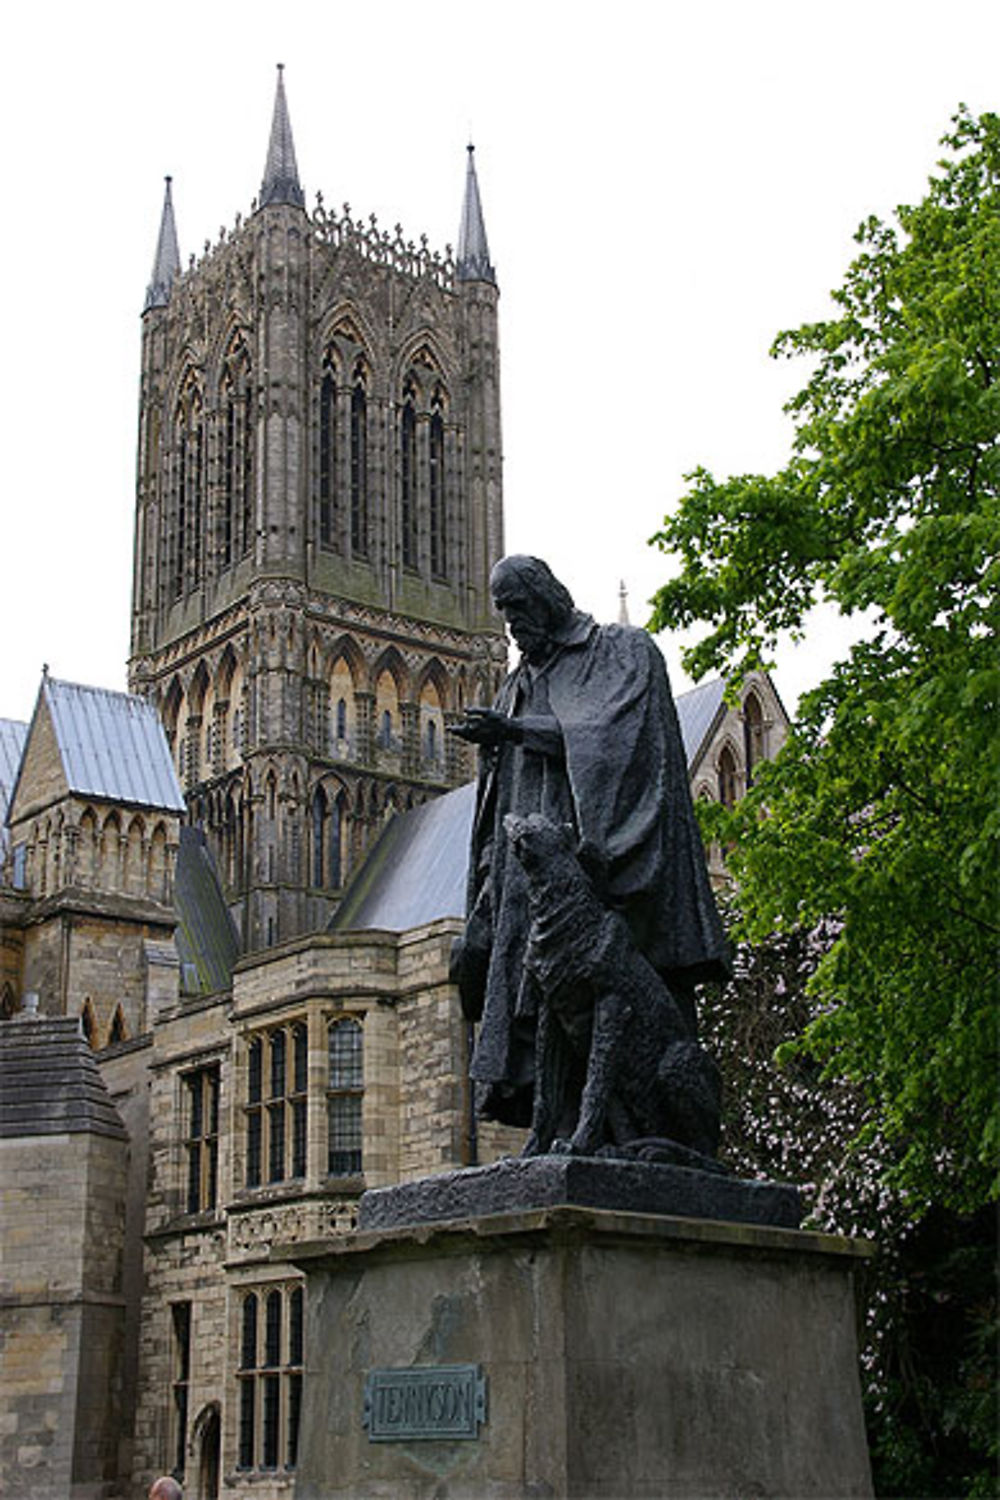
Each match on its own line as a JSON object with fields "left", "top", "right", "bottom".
{"left": 359, "top": 1152, "right": 802, "bottom": 1233}
{"left": 290, "top": 1205, "right": 873, "bottom": 1498}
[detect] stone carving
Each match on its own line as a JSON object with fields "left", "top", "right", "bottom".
{"left": 451, "top": 555, "right": 731, "bottom": 1162}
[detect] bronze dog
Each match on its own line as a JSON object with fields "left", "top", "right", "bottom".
{"left": 505, "top": 812, "right": 721, "bottom": 1161}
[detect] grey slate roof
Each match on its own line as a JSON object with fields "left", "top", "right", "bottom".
{"left": 38, "top": 676, "right": 185, "bottom": 814}
{"left": 456, "top": 145, "right": 495, "bottom": 284}
{"left": 331, "top": 781, "right": 476, "bottom": 933}
{"left": 674, "top": 678, "right": 726, "bottom": 766}
{"left": 259, "top": 64, "right": 305, "bottom": 209}
{"left": 0, "top": 718, "right": 27, "bottom": 855}
{"left": 143, "top": 175, "right": 181, "bottom": 313}
{"left": 0, "top": 1014, "right": 127, "bottom": 1140}
{"left": 174, "top": 827, "right": 240, "bottom": 995}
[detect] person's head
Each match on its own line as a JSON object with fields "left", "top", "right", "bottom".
{"left": 490, "top": 556, "right": 575, "bottom": 664}
{"left": 149, "top": 1478, "right": 183, "bottom": 1500}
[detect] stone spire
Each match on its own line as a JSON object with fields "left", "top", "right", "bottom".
{"left": 143, "top": 176, "right": 181, "bottom": 313}
{"left": 259, "top": 63, "right": 305, "bottom": 209}
{"left": 456, "top": 144, "right": 495, "bottom": 284}
{"left": 618, "top": 581, "right": 630, "bottom": 625}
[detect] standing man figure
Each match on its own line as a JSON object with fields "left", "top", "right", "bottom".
{"left": 451, "top": 555, "right": 730, "bottom": 1131}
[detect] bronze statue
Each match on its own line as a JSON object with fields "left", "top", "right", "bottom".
{"left": 451, "top": 556, "right": 730, "bottom": 1160}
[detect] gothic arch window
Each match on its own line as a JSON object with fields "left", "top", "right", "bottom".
{"left": 171, "top": 373, "right": 205, "bottom": 598}
{"left": 222, "top": 337, "right": 253, "bottom": 569}
{"left": 718, "top": 744, "right": 739, "bottom": 808}
{"left": 0, "top": 983, "right": 15, "bottom": 1020}
{"left": 399, "top": 380, "right": 418, "bottom": 571}
{"left": 311, "top": 786, "right": 327, "bottom": 888}
{"left": 108, "top": 1005, "right": 128, "bottom": 1047}
{"left": 374, "top": 667, "right": 401, "bottom": 754}
{"left": 319, "top": 347, "right": 338, "bottom": 549}
{"left": 743, "top": 691, "right": 765, "bottom": 787}
{"left": 350, "top": 361, "right": 368, "bottom": 557}
{"left": 327, "top": 1017, "right": 363, "bottom": 1175}
{"left": 81, "top": 999, "right": 97, "bottom": 1048}
{"left": 429, "top": 387, "right": 447, "bottom": 579}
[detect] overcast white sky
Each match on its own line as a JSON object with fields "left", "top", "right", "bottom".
{"left": 2, "top": 1, "right": 995, "bottom": 723}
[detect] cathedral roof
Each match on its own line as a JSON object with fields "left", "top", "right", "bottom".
{"left": 7, "top": 676, "right": 185, "bottom": 825}
{"left": 259, "top": 64, "right": 305, "bottom": 210}
{"left": 0, "top": 719, "right": 27, "bottom": 858}
{"left": 456, "top": 145, "right": 495, "bottom": 284}
{"left": 174, "top": 827, "right": 240, "bottom": 995}
{"left": 0, "top": 1011, "right": 127, "bottom": 1140}
{"left": 331, "top": 781, "right": 476, "bottom": 932}
{"left": 143, "top": 176, "right": 181, "bottom": 313}
{"left": 674, "top": 677, "right": 727, "bottom": 766}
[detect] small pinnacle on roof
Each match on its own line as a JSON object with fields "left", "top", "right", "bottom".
{"left": 259, "top": 63, "right": 305, "bottom": 210}
{"left": 618, "top": 582, "right": 630, "bottom": 626}
{"left": 143, "top": 176, "right": 181, "bottom": 313}
{"left": 456, "top": 143, "right": 495, "bottom": 284}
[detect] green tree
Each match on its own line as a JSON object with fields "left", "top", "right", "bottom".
{"left": 650, "top": 107, "right": 1000, "bottom": 1219}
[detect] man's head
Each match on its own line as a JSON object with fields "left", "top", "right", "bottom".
{"left": 490, "top": 556, "right": 575, "bottom": 664}
{"left": 149, "top": 1478, "right": 183, "bottom": 1500}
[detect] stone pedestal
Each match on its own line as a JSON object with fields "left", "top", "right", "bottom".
{"left": 289, "top": 1160, "right": 873, "bottom": 1499}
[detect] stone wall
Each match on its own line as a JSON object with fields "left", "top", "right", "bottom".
{"left": 0, "top": 1015, "right": 128, "bottom": 1499}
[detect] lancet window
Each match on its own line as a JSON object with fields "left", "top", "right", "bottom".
{"left": 350, "top": 361, "right": 368, "bottom": 557}
{"left": 222, "top": 338, "right": 253, "bottom": 569}
{"left": 399, "top": 380, "right": 418, "bottom": 570}
{"left": 318, "top": 349, "right": 337, "bottom": 549}
{"left": 429, "top": 387, "right": 447, "bottom": 578}
{"left": 170, "top": 372, "right": 205, "bottom": 598}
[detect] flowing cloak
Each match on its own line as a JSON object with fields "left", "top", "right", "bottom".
{"left": 465, "top": 612, "right": 732, "bottom": 1125}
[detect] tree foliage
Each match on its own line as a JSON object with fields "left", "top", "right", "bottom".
{"left": 650, "top": 108, "right": 1000, "bottom": 1217}
{"left": 701, "top": 919, "right": 998, "bottom": 1497}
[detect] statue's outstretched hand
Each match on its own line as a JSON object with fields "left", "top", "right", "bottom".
{"left": 448, "top": 708, "right": 521, "bottom": 747}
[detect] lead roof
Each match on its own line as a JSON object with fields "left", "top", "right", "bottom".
{"left": 15, "top": 676, "right": 185, "bottom": 818}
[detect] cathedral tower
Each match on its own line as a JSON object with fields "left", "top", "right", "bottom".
{"left": 129, "top": 68, "right": 506, "bottom": 949}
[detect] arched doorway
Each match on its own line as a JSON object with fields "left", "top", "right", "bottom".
{"left": 191, "top": 1402, "right": 220, "bottom": 1499}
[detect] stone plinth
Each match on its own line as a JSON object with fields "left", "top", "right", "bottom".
{"left": 288, "top": 1161, "right": 873, "bottom": 1499}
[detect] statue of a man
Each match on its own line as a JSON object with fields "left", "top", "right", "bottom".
{"left": 451, "top": 555, "right": 731, "bottom": 1136}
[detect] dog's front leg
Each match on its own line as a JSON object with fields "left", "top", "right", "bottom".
{"left": 522, "top": 1001, "right": 557, "bottom": 1157}
{"left": 564, "top": 993, "right": 629, "bottom": 1156}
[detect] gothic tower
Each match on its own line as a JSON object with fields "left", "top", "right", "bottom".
{"left": 129, "top": 68, "right": 506, "bottom": 950}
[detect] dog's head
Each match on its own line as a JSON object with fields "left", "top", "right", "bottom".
{"left": 503, "top": 812, "right": 575, "bottom": 877}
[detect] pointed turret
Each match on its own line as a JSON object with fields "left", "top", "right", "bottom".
{"left": 456, "top": 144, "right": 495, "bottom": 284}
{"left": 143, "top": 176, "right": 181, "bottom": 313}
{"left": 618, "top": 581, "right": 630, "bottom": 626}
{"left": 259, "top": 63, "right": 305, "bottom": 209}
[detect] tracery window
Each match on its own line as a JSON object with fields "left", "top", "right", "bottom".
{"left": 237, "top": 1284, "right": 304, "bottom": 1472}
{"left": 222, "top": 339, "right": 253, "bottom": 569}
{"left": 350, "top": 363, "right": 368, "bottom": 557}
{"left": 327, "top": 1017, "right": 363, "bottom": 1175}
{"left": 743, "top": 691, "right": 765, "bottom": 787}
{"left": 319, "top": 351, "right": 337, "bottom": 549}
{"left": 399, "top": 382, "right": 418, "bottom": 570}
{"left": 171, "top": 374, "right": 205, "bottom": 598}
{"left": 184, "top": 1065, "right": 220, "bottom": 1213}
{"left": 429, "top": 389, "right": 446, "bottom": 578}
{"left": 245, "top": 1024, "right": 307, "bottom": 1187}
{"left": 718, "top": 744, "right": 739, "bottom": 808}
